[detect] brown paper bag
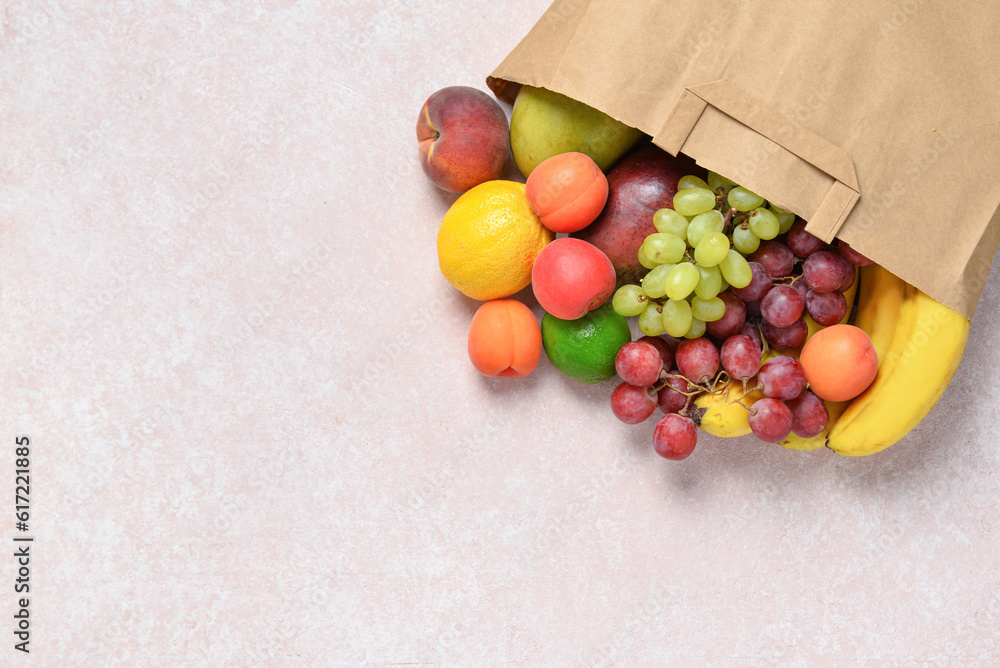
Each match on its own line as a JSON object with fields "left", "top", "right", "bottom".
{"left": 487, "top": 0, "right": 1000, "bottom": 318}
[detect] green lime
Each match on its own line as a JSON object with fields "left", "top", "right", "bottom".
{"left": 541, "top": 303, "right": 632, "bottom": 383}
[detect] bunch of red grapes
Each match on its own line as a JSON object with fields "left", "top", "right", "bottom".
{"left": 610, "top": 221, "right": 873, "bottom": 460}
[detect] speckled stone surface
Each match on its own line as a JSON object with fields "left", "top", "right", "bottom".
{"left": 2, "top": 1, "right": 999, "bottom": 666}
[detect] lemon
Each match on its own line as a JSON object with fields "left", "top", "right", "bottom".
{"left": 541, "top": 303, "right": 632, "bottom": 383}
{"left": 437, "top": 180, "right": 553, "bottom": 301}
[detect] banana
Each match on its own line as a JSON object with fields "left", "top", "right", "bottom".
{"left": 826, "top": 284, "right": 970, "bottom": 456}
{"left": 690, "top": 379, "right": 764, "bottom": 438}
{"left": 853, "top": 263, "right": 906, "bottom": 365}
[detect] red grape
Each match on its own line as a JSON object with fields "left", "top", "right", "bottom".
{"left": 745, "top": 299, "right": 762, "bottom": 319}
{"left": 786, "top": 220, "right": 826, "bottom": 257}
{"left": 802, "top": 250, "right": 847, "bottom": 293}
{"left": 838, "top": 263, "right": 857, "bottom": 293}
{"left": 610, "top": 382, "right": 658, "bottom": 424}
{"left": 806, "top": 289, "right": 847, "bottom": 326}
{"left": 653, "top": 413, "right": 698, "bottom": 460}
{"left": 786, "top": 390, "right": 829, "bottom": 438}
{"left": 675, "top": 337, "right": 720, "bottom": 384}
{"left": 615, "top": 341, "right": 663, "bottom": 386}
{"left": 730, "top": 261, "right": 772, "bottom": 302}
{"left": 790, "top": 277, "right": 809, "bottom": 301}
{"left": 757, "top": 355, "right": 807, "bottom": 400}
{"left": 760, "top": 318, "right": 808, "bottom": 351}
{"left": 750, "top": 241, "right": 796, "bottom": 278}
{"left": 748, "top": 398, "right": 794, "bottom": 442}
{"left": 720, "top": 334, "right": 762, "bottom": 380}
{"left": 739, "top": 322, "right": 763, "bottom": 349}
{"left": 706, "top": 291, "right": 747, "bottom": 339}
{"left": 638, "top": 335, "right": 675, "bottom": 371}
{"left": 657, "top": 374, "right": 690, "bottom": 414}
{"left": 837, "top": 239, "right": 873, "bottom": 266}
{"left": 761, "top": 285, "right": 804, "bottom": 327}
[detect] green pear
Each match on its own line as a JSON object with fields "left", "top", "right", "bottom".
{"left": 509, "top": 85, "right": 645, "bottom": 177}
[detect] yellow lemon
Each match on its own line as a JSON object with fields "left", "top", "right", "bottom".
{"left": 437, "top": 180, "right": 553, "bottom": 301}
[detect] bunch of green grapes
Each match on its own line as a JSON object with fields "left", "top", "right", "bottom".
{"left": 611, "top": 172, "right": 796, "bottom": 338}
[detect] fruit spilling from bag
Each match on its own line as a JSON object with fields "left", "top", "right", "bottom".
{"left": 420, "top": 84, "right": 970, "bottom": 460}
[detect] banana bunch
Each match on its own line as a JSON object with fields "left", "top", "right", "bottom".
{"left": 826, "top": 265, "right": 970, "bottom": 456}
{"left": 691, "top": 264, "right": 970, "bottom": 456}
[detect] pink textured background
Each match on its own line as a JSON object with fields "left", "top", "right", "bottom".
{"left": 2, "top": 1, "right": 999, "bottom": 665}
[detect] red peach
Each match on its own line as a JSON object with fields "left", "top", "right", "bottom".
{"left": 417, "top": 86, "right": 509, "bottom": 193}
{"left": 531, "top": 238, "right": 616, "bottom": 320}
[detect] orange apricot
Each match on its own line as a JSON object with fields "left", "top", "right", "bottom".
{"left": 524, "top": 152, "right": 609, "bottom": 233}
{"left": 799, "top": 324, "right": 878, "bottom": 402}
{"left": 467, "top": 300, "right": 542, "bottom": 377}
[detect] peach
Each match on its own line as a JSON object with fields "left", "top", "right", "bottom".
{"left": 799, "top": 324, "right": 878, "bottom": 401}
{"left": 531, "top": 237, "right": 616, "bottom": 320}
{"left": 467, "top": 300, "right": 542, "bottom": 377}
{"left": 417, "top": 86, "right": 510, "bottom": 193}
{"left": 525, "top": 152, "right": 608, "bottom": 233}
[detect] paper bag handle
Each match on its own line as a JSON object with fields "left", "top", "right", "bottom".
{"left": 654, "top": 80, "right": 859, "bottom": 243}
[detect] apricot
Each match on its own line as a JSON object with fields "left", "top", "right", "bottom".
{"left": 799, "top": 324, "right": 878, "bottom": 402}
{"left": 467, "top": 300, "right": 542, "bottom": 377}
{"left": 525, "top": 152, "right": 609, "bottom": 233}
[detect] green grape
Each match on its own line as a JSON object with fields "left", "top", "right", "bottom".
{"left": 776, "top": 212, "right": 796, "bottom": 234}
{"left": 677, "top": 174, "right": 710, "bottom": 190}
{"left": 693, "top": 231, "right": 730, "bottom": 267}
{"left": 665, "top": 262, "right": 701, "bottom": 300}
{"left": 727, "top": 186, "right": 765, "bottom": 212}
{"left": 672, "top": 187, "right": 716, "bottom": 217}
{"left": 641, "top": 263, "right": 674, "bottom": 299}
{"left": 707, "top": 171, "right": 737, "bottom": 197}
{"left": 732, "top": 223, "right": 761, "bottom": 255}
{"left": 637, "top": 244, "right": 658, "bottom": 270}
{"left": 662, "top": 299, "right": 693, "bottom": 338}
{"left": 690, "top": 295, "right": 726, "bottom": 322}
{"left": 719, "top": 249, "right": 753, "bottom": 288}
{"left": 640, "top": 232, "right": 686, "bottom": 265}
{"left": 748, "top": 207, "right": 780, "bottom": 240}
{"left": 686, "top": 210, "right": 725, "bottom": 247}
{"left": 638, "top": 301, "right": 666, "bottom": 336}
{"left": 719, "top": 273, "right": 730, "bottom": 292}
{"left": 694, "top": 264, "right": 723, "bottom": 299}
{"left": 684, "top": 317, "right": 707, "bottom": 339}
{"left": 769, "top": 204, "right": 795, "bottom": 234}
{"left": 612, "top": 284, "right": 648, "bottom": 317}
{"left": 653, "top": 208, "right": 690, "bottom": 239}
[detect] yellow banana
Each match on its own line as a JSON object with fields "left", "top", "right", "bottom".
{"left": 853, "top": 263, "right": 905, "bottom": 365}
{"left": 690, "top": 379, "right": 764, "bottom": 438}
{"left": 826, "top": 284, "right": 970, "bottom": 456}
